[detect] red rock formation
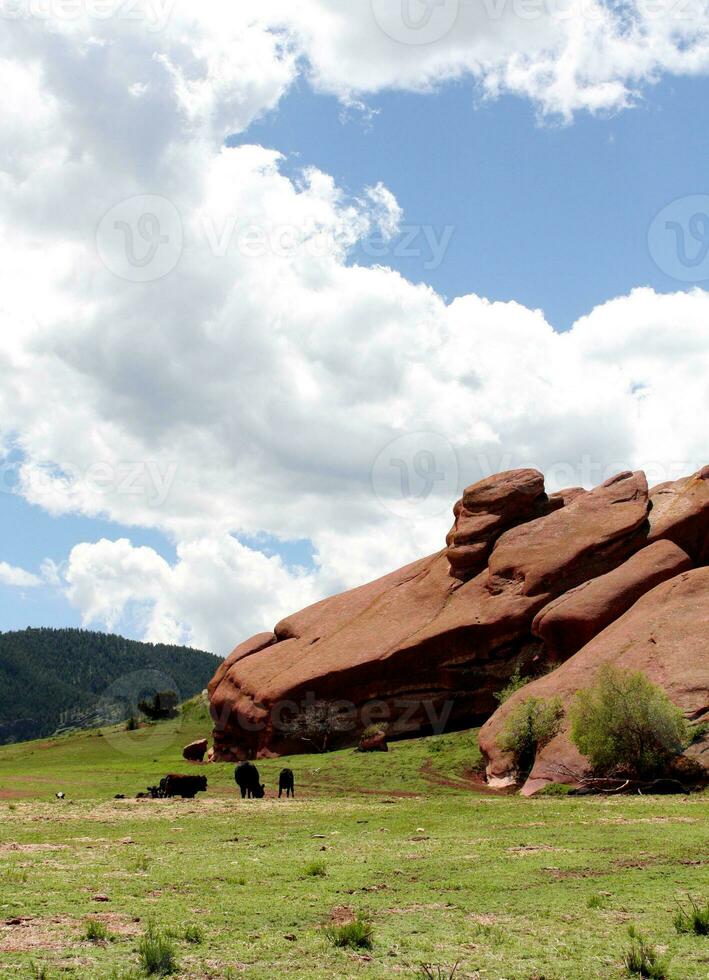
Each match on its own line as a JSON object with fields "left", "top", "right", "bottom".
{"left": 531, "top": 540, "right": 692, "bottom": 661}
{"left": 209, "top": 467, "right": 709, "bottom": 763}
{"left": 182, "top": 738, "right": 209, "bottom": 763}
{"left": 446, "top": 469, "right": 549, "bottom": 581}
{"left": 480, "top": 568, "right": 709, "bottom": 794}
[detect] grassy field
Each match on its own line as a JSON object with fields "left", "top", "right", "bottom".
{"left": 0, "top": 700, "right": 707, "bottom": 979}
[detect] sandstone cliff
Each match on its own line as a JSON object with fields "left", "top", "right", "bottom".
{"left": 209, "top": 467, "right": 709, "bottom": 774}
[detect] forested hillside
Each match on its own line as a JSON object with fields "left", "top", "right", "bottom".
{"left": 0, "top": 628, "right": 220, "bottom": 744}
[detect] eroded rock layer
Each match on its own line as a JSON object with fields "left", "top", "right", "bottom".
{"left": 209, "top": 467, "right": 709, "bottom": 762}
{"left": 480, "top": 568, "right": 709, "bottom": 794}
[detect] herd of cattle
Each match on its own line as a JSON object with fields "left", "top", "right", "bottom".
{"left": 136, "top": 764, "right": 295, "bottom": 800}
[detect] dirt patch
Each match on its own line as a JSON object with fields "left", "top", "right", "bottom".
{"left": 0, "top": 915, "right": 74, "bottom": 953}
{"left": 0, "top": 842, "right": 67, "bottom": 853}
{"left": 507, "top": 845, "right": 568, "bottom": 856}
{"left": 329, "top": 906, "right": 356, "bottom": 925}
{"left": 0, "top": 913, "right": 142, "bottom": 953}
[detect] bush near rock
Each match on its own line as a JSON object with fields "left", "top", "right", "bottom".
{"left": 209, "top": 466, "right": 709, "bottom": 771}
{"left": 357, "top": 726, "right": 388, "bottom": 753}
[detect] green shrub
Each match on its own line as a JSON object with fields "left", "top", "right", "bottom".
{"left": 570, "top": 666, "right": 689, "bottom": 777}
{"left": 674, "top": 896, "right": 709, "bottom": 935}
{"left": 138, "top": 922, "right": 178, "bottom": 976}
{"left": 623, "top": 927, "right": 669, "bottom": 978}
{"left": 125, "top": 716, "right": 139, "bottom": 732}
{"left": 494, "top": 668, "right": 530, "bottom": 705}
{"left": 361, "top": 722, "right": 388, "bottom": 740}
{"left": 324, "top": 917, "right": 373, "bottom": 950}
{"left": 497, "top": 696, "right": 564, "bottom": 777}
{"left": 538, "top": 781, "right": 572, "bottom": 797}
{"left": 688, "top": 721, "right": 708, "bottom": 745}
{"left": 85, "top": 918, "right": 110, "bottom": 942}
{"left": 587, "top": 894, "right": 604, "bottom": 909}
{"left": 183, "top": 924, "right": 204, "bottom": 944}
{"left": 304, "top": 860, "right": 327, "bottom": 878}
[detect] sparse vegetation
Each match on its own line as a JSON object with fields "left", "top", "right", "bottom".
{"left": 674, "top": 896, "right": 709, "bottom": 936}
{"left": 570, "top": 666, "right": 689, "bottom": 777}
{"left": 0, "top": 697, "right": 706, "bottom": 978}
{"left": 138, "top": 922, "right": 178, "bottom": 976}
{"left": 419, "top": 963, "right": 460, "bottom": 979}
{"left": 182, "top": 924, "right": 204, "bottom": 944}
{"left": 304, "top": 859, "right": 327, "bottom": 877}
{"left": 85, "top": 918, "right": 111, "bottom": 942}
{"left": 494, "top": 667, "right": 529, "bottom": 705}
{"left": 623, "top": 926, "right": 669, "bottom": 978}
{"left": 324, "top": 917, "right": 374, "bottom": 950}
{"left": 497, "top": 695, "right": 564, "bottom": 777}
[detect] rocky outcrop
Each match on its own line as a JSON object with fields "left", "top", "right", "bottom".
{"left": 446, "top": 469, "right": 550, "bottom": 581}
{"left": 647, "top": 466, "right": 709, "bottom": 559}
{"left": 480, "top": 568, "right": 709, "bottom": 794}
{"left": 209, "top": 467, "right": 709, "bottom": 763}
{"left": 531, "top": 540, "right": 692, "bottom": 661}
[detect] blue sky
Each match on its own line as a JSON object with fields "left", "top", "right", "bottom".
{"left": 2, "top": 5, "right": 709, "bottom": 654}
{"left": 247, "top": 75, "right": 709, "bottom": 328}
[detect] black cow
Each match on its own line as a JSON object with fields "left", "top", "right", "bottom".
{"left": 159, "top": 774, "right": 207, "bottom": 799}
{"left": 235, "top": 761, "right": 265, "bottom": 799}
{"left": 278, "top": 768, "right": 295, "bottom": 798}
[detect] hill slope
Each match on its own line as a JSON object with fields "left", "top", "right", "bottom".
{"left": 0, "top": 628, "right": 220, "bottom": 745}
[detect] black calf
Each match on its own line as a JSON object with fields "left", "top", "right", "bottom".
{"left": 278, "top": 768, "right": 295, "bottom": 798}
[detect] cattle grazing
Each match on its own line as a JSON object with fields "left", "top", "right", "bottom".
{"left": 159, "top": 774, "right": 208, "bottom": 799}
{"left": 235, "top": 761, "right": 265, "bottom": 799}
{"left": 278, "top": 768, "right": 295, "bottom": 798}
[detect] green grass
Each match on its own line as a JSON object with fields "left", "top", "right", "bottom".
{"left": 138, "top": 921, "right": 178, "bottom": 975}
{"left": 85, "top": 918, "right": 111, "bottom": 943}
{"left": 323, "top": 917, "right": 374, "bottom": 949}
{"left": 623, "top": 926, "right": 670, "bottom": 978}
{"left": 673, "top": 896, "right": 709, "bottom": 935}
{"left": 0, "top": 698, "right": 707, "bottom": 978}
{"left": 303, "top": 859, "right": 327, "bottom": 878}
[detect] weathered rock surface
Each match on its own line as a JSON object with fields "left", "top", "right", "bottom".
{"left": 183, "top": 738, "right": 209, "bottom": 763}
{"left": 480, "top": 568, "right": 709, "bottom": 794}
{"left": 209, "top": 467, "right": 709, "bottom": 762}
{"left": 531, "top": 540, "right": 692, "bottom": 661}
{"left": 446, "top": 469, "right": 549, "bottom": 581}
{"left": 647, "top": 466, "right": 709, "bottom": 559}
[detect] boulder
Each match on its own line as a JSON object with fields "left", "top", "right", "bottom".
{"left": 357, "top": 729, "right": 388, "bottom": 753}
{"left": 183, "top": 738, "right": 209, "bottom": 763}
{"left": 209, "top": 466, "right": 707, "bottom": 762}
{"left": 480, "top": 568, "right": 709, "bottom": 794}
{"left": 531, "top": 540, "right": 692, "bottom": 660}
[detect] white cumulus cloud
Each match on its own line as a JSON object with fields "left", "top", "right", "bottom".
{"left": 0, "top": 3, "right": 708, "bottom": 654}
